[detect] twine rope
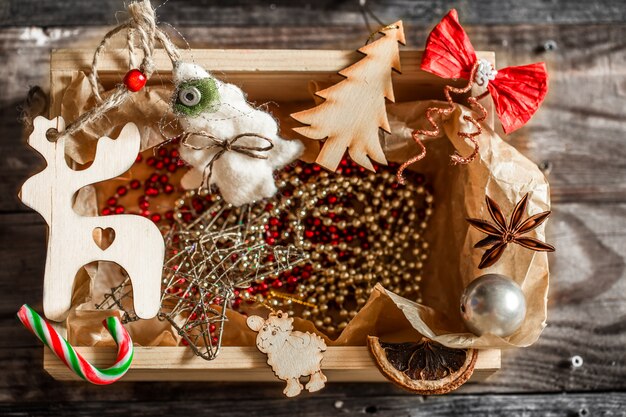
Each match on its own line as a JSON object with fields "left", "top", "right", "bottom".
{"left": 181, "top": 132, "right": 274, "bottom": 188}
{"left": 54, "top": 0, "right": 181, "bottom": 142}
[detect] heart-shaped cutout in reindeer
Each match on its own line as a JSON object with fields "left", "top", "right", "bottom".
{"left": 92, "top": 227, "right": 116, "bottom": 251}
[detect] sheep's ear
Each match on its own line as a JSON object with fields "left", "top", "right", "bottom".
{"left": 247, "top": 315, "right": 265, "bottom": 332}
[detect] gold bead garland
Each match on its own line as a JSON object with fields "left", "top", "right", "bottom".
{"left": 251, "top": 159, "right": 434, "bottom": 336}
{"left": 94, "top": 157, "right": 433, "bottom": 343}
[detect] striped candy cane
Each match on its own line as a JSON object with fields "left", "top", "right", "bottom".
{"left": 17, "top": 304, "right": 134, "bottom": 385}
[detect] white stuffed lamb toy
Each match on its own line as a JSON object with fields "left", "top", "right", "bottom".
{"left": 172, "top": 62, "right": 303, "bottom": 206}
{"left": 247, "top": 311, "right": 327, "bottom": 397}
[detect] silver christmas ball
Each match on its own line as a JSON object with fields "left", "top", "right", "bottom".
{"left": 460, "top": 274, "right": 526, "bottom": 337}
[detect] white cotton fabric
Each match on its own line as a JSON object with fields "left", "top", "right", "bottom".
{"left": 474, "top": 58, "right": 498, "bottom": 87}
{"left": 173, "top": 62, "right": 304, "bottom": 206}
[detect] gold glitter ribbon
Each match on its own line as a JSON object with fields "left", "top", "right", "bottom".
{"left": 397, "top": 61, "right": 489, "bottom": 184}
{"left": 366, "top": 23, "right": 401, "bottom": 45}
{"left": 267, "top": 290, "right": 316, "bottom": 308}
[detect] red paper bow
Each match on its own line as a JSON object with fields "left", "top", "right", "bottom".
{"left": 421, "top": 9, "right": 548, "bottom": 133}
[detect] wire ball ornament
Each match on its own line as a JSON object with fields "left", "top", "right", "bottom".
{"left": 158, "top": 190, "right": 307, "bottom": 360}
{"left": 96, "top": 189, "right": 307, "bottom": 361}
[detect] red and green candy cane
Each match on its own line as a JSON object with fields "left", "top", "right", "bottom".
{"left": 17, "top": 304, "right": 134, "bottom": 385}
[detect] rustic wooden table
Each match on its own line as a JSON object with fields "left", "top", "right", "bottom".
{"left": 1, "top": 1, "right": 625, "bottom": 415}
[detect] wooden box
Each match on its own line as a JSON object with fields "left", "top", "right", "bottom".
{"left": 45, "top": 49, "right": 501, "bottom": 383}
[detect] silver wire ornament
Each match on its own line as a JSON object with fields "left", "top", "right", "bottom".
{"left": 96, "top": 189, "right": 307, "bottom": 360}
{"left": 158, "top": 191, "right": 307, "bottom": 360}
{"left": 95, "top": 275, "right": 138, "bottom": 324}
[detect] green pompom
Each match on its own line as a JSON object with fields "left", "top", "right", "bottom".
{"left": 173, "top": 78, "right": 220, "bottom": 117}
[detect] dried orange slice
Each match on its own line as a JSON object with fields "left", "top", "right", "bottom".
{"left": 367, "top": 336, "right": 478, "bottom": 395}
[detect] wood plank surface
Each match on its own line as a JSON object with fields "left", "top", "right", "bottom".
{"left": 1, "top": 0, "right": 626, "bottom": 27}
{"left": 2, "top": 202, "right": 624, "bottom": 398}
{"left": 1, "top": 393, "right": 625, "bottom": 417}
{"left": 2, "top": 23, "right": 625, "bottom": 211}
{"left": 1, "top": 0, "right": 625, "bottom": 414}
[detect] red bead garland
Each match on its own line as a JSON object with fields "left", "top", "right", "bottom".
{"left": 99, "top": 150, "right": 432, "bottom": 337}
{"left": 100, "top": 142, "right": 185, "bottom": 224}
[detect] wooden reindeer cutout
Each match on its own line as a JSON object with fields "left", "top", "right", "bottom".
{"left": 247, "top": 311, "right": 327, "bottom": 397}
{"left": 20, "top": 116, "right": 165, "bottom": 322}
{"left": 291, "top": 21, "right": 405, "bottom": 172}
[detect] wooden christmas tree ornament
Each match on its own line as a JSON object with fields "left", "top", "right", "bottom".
{"left": 19, "top": 116, "right": 165, "bottom": 322}
{"left": 291, "top": 21, "right": 406, "bottom": 172}
{"left": 247, "top": 311, "right": 327, "bottom": 397}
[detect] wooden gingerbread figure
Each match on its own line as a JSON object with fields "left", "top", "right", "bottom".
{"left": 247, "top": 311, "right": 327, "bottom": 397}
{"left": 20, "top": 116, "right": 165, "bottom": 322}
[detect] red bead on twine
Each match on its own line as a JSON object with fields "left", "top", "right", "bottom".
{"left": 123, "top": 69, "right": 147, "bottom": 92}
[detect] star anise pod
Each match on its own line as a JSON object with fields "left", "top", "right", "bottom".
{"left": 467, "top": 193, "right": 555, "bottom": 269}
